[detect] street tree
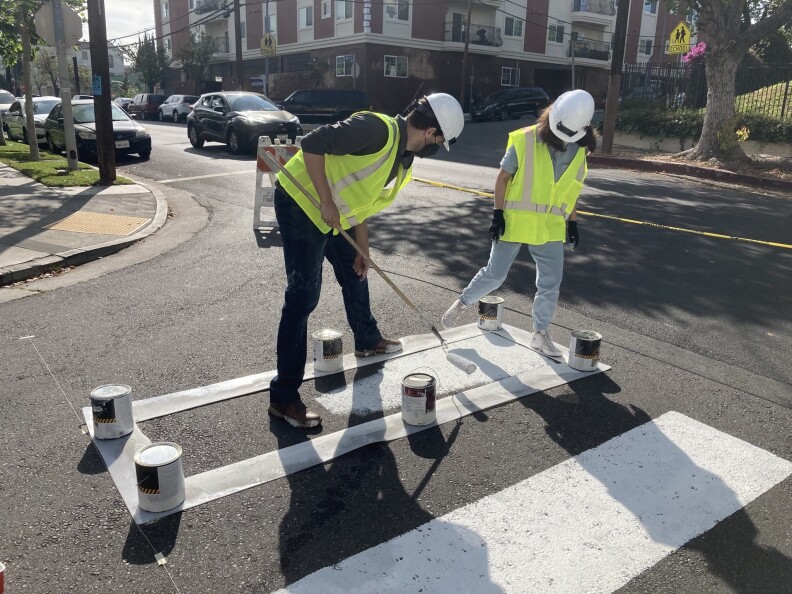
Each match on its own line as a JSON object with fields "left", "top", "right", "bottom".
{"left": 33, "top": 48, "right": 58, "bottom": 94}
{"left": 133, "top": 33, "right": 171, "bottom": 93}
{"left": 174, "top": 34, "right": 217, "bottom": 94}
{"left": 672, "top": 0, "right": 792, "bottom": 164}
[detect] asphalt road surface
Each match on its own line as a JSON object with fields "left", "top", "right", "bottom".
{"left": 0, "top": 117, "right": 790, "bottom": 594}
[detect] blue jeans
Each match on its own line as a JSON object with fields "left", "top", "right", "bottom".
{"left": 460, "top": 240, "right": 564, "bottom": 331}
{"left": 269, "top": 187, "right": 383, "bottom": 405}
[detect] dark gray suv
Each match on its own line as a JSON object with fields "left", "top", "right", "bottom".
{"left": 277, "top": 89, "right": 371, "bottom": 126}
{"left": 471, "top": 87, "right": 550, "bottom": 122}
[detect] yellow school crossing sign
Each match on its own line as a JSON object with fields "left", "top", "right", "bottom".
{"left": 668, "top": 21, "right": 691, "bottom": 54}
{"left": 261, "top": 32, "right": 277, "bottom": 57}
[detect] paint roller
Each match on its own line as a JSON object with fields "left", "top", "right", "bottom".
{"left": 261, "top": 151, "right": 477, "bottom": 375}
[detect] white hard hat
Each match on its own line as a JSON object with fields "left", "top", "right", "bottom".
{"left": 424, "top": 93, "right": 464, "bottom": 151}
{"left": 549, "top": 90, "right": 595, "bottom": 143}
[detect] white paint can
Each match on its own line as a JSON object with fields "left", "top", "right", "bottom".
{"left": 568, "top": 330, "right": 602, "bottom": 371}
{"left": 134, "top": 442, "right": 186, "bottom": 513}
{"left": 478, "top": 296, "right": 504, "bottom": 331}
{"left": 90, "top": 384, "right": 134, "bottom": 440}
{"left": 401, "top": 373, "right": 437, "bottom": 426}
{"left": 313, "top": 329, "right": 343, "bottom": 373}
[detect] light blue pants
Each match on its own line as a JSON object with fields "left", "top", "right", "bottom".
{"left": 460, "top": 240, "right": 564, "bottom": 331}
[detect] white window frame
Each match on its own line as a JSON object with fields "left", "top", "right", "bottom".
{"left": 643, "top": 1, "right": 657, "bottom": 14}
{"left": 640, "top": 39, "right": 653, "bottom": 55}
{"left": 162, "top": 2, "right": 169, "bottom": 18}
{"left": 335, "top": 0, "right": 353, "bottom": 21}
{"left": 267, "top": 14, "right": 277, "bottom": 36}
{"left": 547, "top": 24, "right": 564, "bottom": 44}
{"left": 384, "top": 55, "right": 408, "bottom": 78}
{"left": 336, "top": 55, "right": 354, "bottom": 77}
{"left": 504, "top": 16, "right": 523, "bottom": 38}
{"left": 321, "top": 0, "right": 331, "bottom": 18}
{"left": 385, "top": 0, "right": 410, "bottom": 21}
{"left": 501, "top": 67, "right": 520, "bottom": 87}
{"left": 299, "top": 5, "right": 313, "bottom": 29}
{"left": 165, "top": 38, "right": 171, "bottom": 53}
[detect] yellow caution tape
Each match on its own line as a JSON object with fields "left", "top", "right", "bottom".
{"left": 413, "top": 177, "right": 792, "bottom": 250}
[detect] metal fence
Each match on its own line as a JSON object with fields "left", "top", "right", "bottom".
{"left": 620, "top": 63, "right": 792, "bottom": 119}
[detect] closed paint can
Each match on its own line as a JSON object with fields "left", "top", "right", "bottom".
{"left": 401, "top": 373, "right": 437, "bottom": 426}
{"left": 313, "top": 329, "right": 343, "bottom": 373}
{"left": 134, "top": 442, "right": 185, "bottom": 513}
{"left": 568, "top": 330, "right": 602, "bottom": 371}
{"left": 90, "top": 384, "right": 134, "bottom": 440}
{"left": 478, "top": 296, "right": 504, "bottom": 331}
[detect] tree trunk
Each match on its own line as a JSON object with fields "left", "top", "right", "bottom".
{"left": 21, "top": 21, "right": 40, "bottom": 161}
{"left": 687, "top": 52, "right": 748, "bottom": 165}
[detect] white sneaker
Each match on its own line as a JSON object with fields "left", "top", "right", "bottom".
{"left": 530, "top": 329, "right": 562, "bottom": 357}
{"left": 441, "top": 299, "right": 467, "bottom": 329}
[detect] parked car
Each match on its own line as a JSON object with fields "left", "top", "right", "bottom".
{"left": 126, "top": 93, "right": 167, "bottom": 120}
{"left": 0, "top": 89, "right": 16, "bottom": 131}
{"left": 276, "top": 88, "right": 371, "bottom": 126}
{"left": 72, "top": 94, "right": 94, "bottom": 100}
{"left": 158, "top": 94, "right": 199, "bottom": 123}
{"left": 5, "top": 96, "right": 60, "bottom": 144}
{"left": 187, "top": 91, "right": 302, "bottom": 155}
{"left": 618, "top": 86, "right": 658, "bottom": 107}
{"left": 114, "top": 97, "right": 133, "bottom": 111}
{"left": 471, "top": 87, "right": 550, "bottom": 122}
{"left": 44, "top": 99, "right": 152, "bottom": 160}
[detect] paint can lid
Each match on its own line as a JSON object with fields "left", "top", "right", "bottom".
{"left": 479, "top": 296, "right": 504, "bottom": 304}
{"left": 135, "top": 442, "right": 182, "bottom": 467}
{"left": 403, "top": 373, "right": 435, "bottom": 389}
{"left": 313, "top": 329, "right": 342, "bottom": 341}
{"left": 571, "top": 330, "right": 602, "bottom": 341}
{"left": 90, "top": 384, "right": 132, "bottom": 401}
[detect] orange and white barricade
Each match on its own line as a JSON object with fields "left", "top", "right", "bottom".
{"left": 254, "top": 136, "right": 302, "bottom": 229}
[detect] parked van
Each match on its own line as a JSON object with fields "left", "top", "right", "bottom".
{"left": 277, "top": 89, "right": 371, "bottom": 125}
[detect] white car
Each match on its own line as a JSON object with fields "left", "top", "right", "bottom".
{"left": 5, "top": 96, "right": 61, "bottom": 144}
{"left": 0, "top": 89, "right": 16, "bottom": 132}
{"left": 158, "top": 94, "right": 199, "bottom": 123}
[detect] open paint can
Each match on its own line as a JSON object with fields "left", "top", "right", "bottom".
{"left": 134, "top": 442, "right": 186, "bottom": 513}
{"left": 313, "top": 329, "right": 343, "bottom": 373}
{"left": 478, "top": 296, "right": 504, "bottom": 331}
{"left": 568, "top": 330, "right": 602, "bottom": 371}
{"left": 90, "top": 384, "right": 134, "bottom": 440}
{"left": 401, "top": 373, "right": 437, "bottom": 426}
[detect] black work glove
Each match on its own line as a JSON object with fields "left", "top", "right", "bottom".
{"left": 566, "top": 220, "right": 579, "bottom": 250}
{"left": 489, "top": 209, "right": 505, "bottom": 243}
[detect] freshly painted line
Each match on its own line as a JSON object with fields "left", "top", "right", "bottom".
{"left": 275, "top": 411, "right": 792, "bottom": 594}
{"left": 158, "top": 170, "right": 252, "bottom": 184}
{"left": 413, "top": 177, "right": 792, "bottom": 250}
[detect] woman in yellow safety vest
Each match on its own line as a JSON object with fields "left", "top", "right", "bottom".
{"left": 441, "top": 90, "right": 597, "bottom": 358}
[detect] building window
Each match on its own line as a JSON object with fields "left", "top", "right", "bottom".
{"left": 299, "top": 6, "right": 313, "bottom": 28}
{"left": 640, "top": 39, "right": 652, "bottom": 55}
{"left": 336, "top": 1, "right": 353, "bottom": 20}
{"left": 384, "top": 55, "right": 407, "bottom": 78}
{"left": 162, "top": 2, "right": 168, "bottom": 18}
{"left": 321, "top": 0, "right": 331, "bottom": 18}
{"left": 336, "top": 55, "right": 354, "bottom": 76}
{"left": 268, "top": 14, "right": 277, "bottom": 35}
{"left": 165, "top": 38, "right": 171, "bottom": 52}
{"left": 501, "top": 67, "right": 519, "bottom": 86}
{"left": 241, "top": 20, "right": 246, "bottom": 39}
{"left": 504, "top": 17, "right": 523, "bottom": 38}
{"left": 108, "top": 55, "right": 114, "bottom": 68}
{"left": 189, "top": 0, "right": 194, "bottom": 9}
{"left": 643, "top": 1, "right": 657, "bottom": 14}
{"left": 547, "top": 24, "right": 564, "bottom": 43}
{"left": 81, "top": 50, "right": 88, "bottom": 60}
{"left": 385, "top": 0, "right": 409, "bottom": 21}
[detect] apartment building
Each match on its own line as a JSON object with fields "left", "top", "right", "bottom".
{"left": 153, "top": 0, "right": 698, "bottom": 113}
{"left": 73, "top": 42, "right": 127, "bottom": 78}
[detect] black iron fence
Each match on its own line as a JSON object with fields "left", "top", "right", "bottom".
{"left": 621, "top": 63, "right": 792, "bottom": 119}
{"left": 571, "top": 0, "right": 616, "bottom": 16}
{"left": 569, "top": 40, "right": 611, "bottom": 61}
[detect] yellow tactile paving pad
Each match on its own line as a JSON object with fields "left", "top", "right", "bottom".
{"left": 45, "top": 211, "right": 149, "bottom": 236}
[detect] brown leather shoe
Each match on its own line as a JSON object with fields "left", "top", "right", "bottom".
{"left": 268, "top": 402, "right": 322, "bottom": 429}
{"left": 354, "top": 337, "right": 403, "bottom": 357}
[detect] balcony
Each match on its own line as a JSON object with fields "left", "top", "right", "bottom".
{"left": 445, "top": 23, "right": 503, "bottom": 47}
{"left": 571, "top": 0, "right": 616, "bottom": 25}
{"left": 208, "top": 35, "right": 229, "bottom": 54}
{"left": 568, "top": 40, "right": 611, "bottom": 61}
{"left": 195, "top": 0, "right": 228, "bottom": 21}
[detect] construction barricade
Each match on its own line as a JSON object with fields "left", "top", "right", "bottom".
{"left": 254, "top": 136, "right": 302, "bottom": 229}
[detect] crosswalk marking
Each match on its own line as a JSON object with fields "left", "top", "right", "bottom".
{"left": 275, "top": 412, "right": 792, "bottom": 594}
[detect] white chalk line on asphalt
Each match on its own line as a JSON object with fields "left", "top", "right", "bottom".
{"left": 158, "top": 170, "right": 252, "bottom": 184}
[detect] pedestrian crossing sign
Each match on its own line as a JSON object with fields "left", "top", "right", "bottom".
{"left": 261, "top": 32, "right": 277, "bottom": 57}
{"left": 668, "top": 21, "right": 691, "bottom": 54}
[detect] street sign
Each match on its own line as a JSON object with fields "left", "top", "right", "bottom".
{"left": 260, "top": 33, "right": 277, "bottom": 57}
{"left": 668, "top": 21, "right": 691, "bottom": 55}
{"left": 34, "top": 3, "right": 83, "bottom": 47}
{"left": 92, "top": 75, "right": 102, "bottom": 96}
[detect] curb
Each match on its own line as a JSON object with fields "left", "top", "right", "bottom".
{"left": 588, "top": 155, "right": 792, "bottom": 192}
{"left": 0, "top": 180, "right": 169, "bottom": 287}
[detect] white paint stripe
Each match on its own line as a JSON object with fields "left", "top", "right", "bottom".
{"left": 276, "top": 412, "right": 792, "bottom": 594}
{"left": 158, "top": 170, "right": 252, "bottom": 184}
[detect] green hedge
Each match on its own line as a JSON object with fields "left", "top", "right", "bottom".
{"left": 616, "top": 108, "right": 792, "bottom": 146}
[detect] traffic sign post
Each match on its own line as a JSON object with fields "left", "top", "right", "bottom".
{"left": 668, "top": 21, "right": 691, "bottom": 55}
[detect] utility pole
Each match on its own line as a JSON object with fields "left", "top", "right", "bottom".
{"left": 51, "top": 0, "right": 79, "bottom": 171}
{"left": 601, "top": 0, "right": 630, "bottom": 155}
{"left": 264, "top": 0, "right": 270, "bottom": 96}
{"left": 72, "top": 55, "right": 80, "bottom": 95}
{"left": 234, "top": 0, "right": 244, "bottom": 90}
{"left": 459, "top": 0, "right": 473, "bottom": 112}
{"left": 87, "top": 0, "right": 116, "bottom": 184}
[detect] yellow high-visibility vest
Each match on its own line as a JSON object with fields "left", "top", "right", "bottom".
{"left": 502, "top": 125, "right": 587, "bottom": 244}
{"left": 277, "top": 112, "right": 412, "bottom": 233}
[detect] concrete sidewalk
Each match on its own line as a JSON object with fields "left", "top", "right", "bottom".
{"left": 0, "top": 163, "right": 168, "bottom": 286}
